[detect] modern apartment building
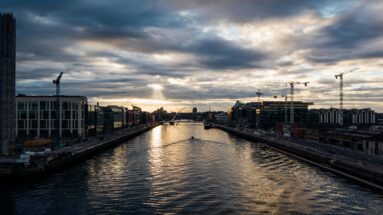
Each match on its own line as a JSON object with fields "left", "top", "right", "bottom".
{"left": 16, "top": 96, "right": 87, "bottom": 139}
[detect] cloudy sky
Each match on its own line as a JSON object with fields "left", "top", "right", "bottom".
{"left": 1, "top": 0, "right": 383, "bottom": 112}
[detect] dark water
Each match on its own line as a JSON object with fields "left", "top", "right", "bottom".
{"left": 1, "top": 123, "right": 383, "bottom": 214}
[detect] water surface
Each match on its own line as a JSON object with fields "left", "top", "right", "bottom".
{"left": 1, "top": 123, "right": 382, "bottom": 214}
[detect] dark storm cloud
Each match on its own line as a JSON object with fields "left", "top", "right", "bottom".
{"left": 167, "top": 0, "right": 351, "bottom": 22}
{"left": 188, "top": 37, "right": 265, "bottom": 69}
{"left": 304, "top": 2, "right": 383, "bottom": 63}
{"left": 319, "top": 4, "right": 383, "bottom": 49}
{"left": 164, "top": 84, "right": 278, "bottom": 100}
{"left": 1, "top": 0, "right": 381, "bottom": 109}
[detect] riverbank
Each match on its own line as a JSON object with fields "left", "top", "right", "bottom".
{"left": 0, "top": 123, "right": 161, "bottom": 177}
{"left": 214, "top": 124, "right": 383, "bottom": 192}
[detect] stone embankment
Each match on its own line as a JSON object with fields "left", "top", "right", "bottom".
{"left": 0, "top": 123, "right": 161, "bottom": 177}
{"left": 215, "top": 124, "right": 383, "bottom": 192}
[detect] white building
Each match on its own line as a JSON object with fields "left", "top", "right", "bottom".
{"left": 364, "top": 133, "right": 383, "bottom": 158}
{"left": 316, "top": 108, "right": 376, "bottom": 125}
{"left": 16, "top": 95, "right": 87, "bottom": 138}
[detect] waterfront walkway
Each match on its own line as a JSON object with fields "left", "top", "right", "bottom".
{"left": 0, "top": 123, "right": 160, "bottom": 175}
{"left": 215, "top": 124, "right": 383, "bottom": 190}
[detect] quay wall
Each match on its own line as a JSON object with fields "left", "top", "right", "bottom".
{"left": 0, "top": 123, "right": 161, "bottom": 177}
{"left": 215, "top": 125, "right": 383, "bottom": 192}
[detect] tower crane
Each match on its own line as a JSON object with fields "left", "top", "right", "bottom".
{"left": 274, "top": 95, "right": 289, "bottom": 123}
{"left": 335, "top": 67, "right": 359, "bottom": 126}
{"left": 256, "top": 89, "right": 263, "bottom": 103}
{"left": 53, "top": 72, "right": 64, "bottom": 149}
{"left": 285, "top": 81, "right": 309, "bottom": 124}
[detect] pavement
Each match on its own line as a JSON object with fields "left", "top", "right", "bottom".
{"left": 225, "top": 126, "right": 383, "bottom": 173}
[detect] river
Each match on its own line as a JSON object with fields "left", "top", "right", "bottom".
{"left": 1, "top": 123, "right": 382, "bottom": 214}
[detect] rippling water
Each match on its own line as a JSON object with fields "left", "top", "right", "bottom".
{"left": 1, "top": 123, "right": 383, "bottom": 214}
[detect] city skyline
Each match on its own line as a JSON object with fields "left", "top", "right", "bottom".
{"left": 1, "top": 0, "right": 382, "bottom": 112}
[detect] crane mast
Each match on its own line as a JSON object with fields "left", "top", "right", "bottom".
{"left": 335, "top": 67, "right": 358, "bottom": 126}
{"left": 256, "top": 89, "right": 263, "bottom": 103}
{"left": 286, "top": 81, "right": 309, "bottom": 124}
{"left": 53, "top": 72, "right": 63, "bottom": 149}
{"left": 274, "top": 95, "right": 289, "bottom": 123}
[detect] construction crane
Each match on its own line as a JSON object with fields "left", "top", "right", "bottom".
{"left": 53, "top": 72, "right": 63, "bottom": 149}
{"left": 274, "top": 95, "right": 289, "bottom": 123}
{"left": 285, "top": 81, "right": 309, "bottom": 124}
{"left": 256, "top": 89, "right": 263, "bottom": 103}
{"left": 335, "top": 67, "right": 359, "bottom": 126}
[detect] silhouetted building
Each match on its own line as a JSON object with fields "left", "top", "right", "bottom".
{"left": 192, "top": 107, "right": 198, "bottom": 120}
{"left": 0, "top": 13, "right": 16, "bottom": 155}
{"left": 230, "top": 101, "right": 260, "bottom": 127}
{"left": 153, "top": 107, "right": 167, "bottom": 121}
{"left": 86, "top": 103, "right": 105, "bottom": 136}
{"left": 107, "top": 106, "right": 126, "bottom": 129}
{"left": 215, "top": 112, "right": 229, "bottom": 124}
{"left": 308, "top": 108, "right": 376, "bottom": 128}
{"left": 260, "top": 101, "right": 313, "bottom": 129}
{"left": 376, "top": 113, "right": 383, "bottom": 125}
{"left": 320, "top": 128, "right": 383, "bottom": 157}
{"left": 230, "top": 100, "right": 312, "bottom": 129}
{"left": 141, "top": 111, "right": 155, "bottom": 124}
{"left": 16, "top": 96, "right": 87, "bottom": 138}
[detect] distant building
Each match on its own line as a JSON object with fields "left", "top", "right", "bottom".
{"left": 193, "top": 107, "right": 197, "bottom": 113}
{"left": 215, "top": 112, "right": 229, "bottom": 124}
{"left": 141, "top": 111, "right": 155, "bottom": 124}
{"left": 106, "top": 106, "right": 126, "bottom": 129}
{"left": 132, "top": 106, "right": 142, "bottom": 125}
{"left": 86, "top": 104, "right": 104, "bottom": 136}
{"left": 230, "top": 101, "right": 260, "bottom": 127}
{"left": 260, "top": 101, "right": 313, "bottom": 129}
{"left": 0, "top": 13, "right": 16, "bottom": 155}
{"left": 16, "top": 96, "right": 87, "bottom": 139}
{"left": 308, "top": 108, "right": 376, "bottom": 128}
{"left": 320, "top": 128, "right": 383, "bottom": 158}
{"left": 153, "top": 107, "right": 167, "bottom": 121}
{"left": 376, "top": 113, "right": 383, "bottom": 125}
{"left": 230, "top": 100, "right": 313, "bottom": 129}
{"left": 126, "top": 106, "right": 142, "bottom": 126}
{"left": 192, "top": 107, "right": 198, "bottom": 120}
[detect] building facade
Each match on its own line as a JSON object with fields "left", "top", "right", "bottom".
{"left": 16, "top": 96, "right": 87, "bottom": 139}
{"left": 308, "top": 108, "right": 376, "bottom": 128}
{"left": 86, "top": 104, "right": 104, "bottom": 136}
{"left": 259, "top": 101, "right": 313, "bottom": 129}
{"left": 230, "top": 100, "right": 312, "bottom": 129}
{"left": 0, "top": 13, "right": 16, "bottom": 155}
{"left": 215, "top": 112, "right": 229, "bottom": 124}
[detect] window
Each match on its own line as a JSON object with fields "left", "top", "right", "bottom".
{"left": 30, "top": 120, "right": 38, "bottom": 129}
{"left": 40, "top": 101, "right": 47, "bottom": 110}
{"left": 29, "top": 112, "right": 36, "bottom": 119}
{"left": 40, "top": 130, "right": 49, "bottom": 137}
{"left": 20, "top": 111, "right": 27, "bottom": 119}
{"left": 18, "top": 102, "right": 25, "bottom": 110}
{"left": 63, "top": 102, "right": 69, "bottom": 110}
{"left": 30, "top": 101, "right": 38, "bottom": 110}
{"left": 18, "top": 120, "right": 24, "bottom": 129}
{"left": 65, "top": 111, "right": 71, "bottom": 119}
{"left": 40, "top": 120, "right": 47, "bottom": 129}
{"left": 41, "top": 111, "right": 49, "bottom": 119}
{"left": 62, "top": 120, "right": 69, "bottom": 129}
